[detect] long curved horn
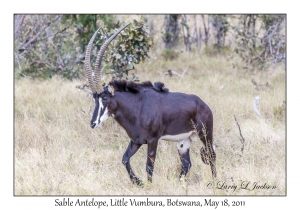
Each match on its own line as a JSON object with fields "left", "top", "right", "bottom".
{"left": 94, "top": 23, "right": 131, "bottom": 93}
{"left": 84, "top": 27, "right": 102, "bottom": 93}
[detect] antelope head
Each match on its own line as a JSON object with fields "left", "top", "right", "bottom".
{"left": 84, "top": 24, "right": 130, "bottom": 128}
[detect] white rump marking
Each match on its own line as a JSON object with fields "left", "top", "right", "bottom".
{"left": 177, "top": 139, "right": 191, "bottom": 155}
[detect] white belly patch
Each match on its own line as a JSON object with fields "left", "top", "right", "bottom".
{"left": 158, "top": 131, "right": 198, "bottom": 142}
{"left": 159, "top": 131, "right": 202, "bottom": 155}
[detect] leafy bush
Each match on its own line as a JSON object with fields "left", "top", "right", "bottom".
{"left": 62, "top": 14, "right": 117, "bottom": 51}
{"left": 100, "top": 20, "right": 154, "bottom": 81}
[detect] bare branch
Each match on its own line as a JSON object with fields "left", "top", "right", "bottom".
{"left": 14, "top": 15, "right": 26, "bottom": 37}
{"left": 234, "top": 115, "right": 245, "bottom": 153}
{"left": 17, "top": 15, "right": 64, "bottom": 53}
{"left": 164, "top": 67, "right": 189, "bottom": 78}
{"left": 252, "top": 79, "right": 270, "bottom": 90}
{"left": 36, "top": 27, "right": 67, "bottom": 42}
{"left": 170, "top": 70, "right": 183, "bottom": 78}
{"left": 48, "top": 39, "right": 65, "bottom": 70}
{"left": 182, "top": 66, "right": 189, "bottom": 77}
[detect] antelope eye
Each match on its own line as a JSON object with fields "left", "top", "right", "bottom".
{"left": 103, "top": 96, "right": 107, "bottom": 100}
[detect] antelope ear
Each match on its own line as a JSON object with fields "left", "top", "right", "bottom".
{"left": 108, "top": 85, "right": 115, "bottom": 96}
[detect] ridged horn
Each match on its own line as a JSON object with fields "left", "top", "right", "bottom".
{"left": 84, "top": 27, "right": 102, "bottom": 93}
{"left": 94, "top": 23, "right": 131, "bottom": 93}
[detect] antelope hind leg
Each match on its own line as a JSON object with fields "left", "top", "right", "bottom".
{"left": 177, "top": 139, "right": 192, "bottom": 180}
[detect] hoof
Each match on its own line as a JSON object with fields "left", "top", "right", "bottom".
{"left": 132, "top": 177, "right": 143, "bottom": 187}
{"left": 179, "top": 174, "right": 186, "bottom": 182}
{"left": 137, "top": 182, "right": 144, "bottom": 187}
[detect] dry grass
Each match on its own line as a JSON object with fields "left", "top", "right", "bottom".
{"left": 14, "top": 52, "right": 286, "bottom": 195}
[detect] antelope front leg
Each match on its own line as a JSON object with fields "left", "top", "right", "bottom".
{"left": 146, "top": 140, "right": 158, "bottom": 183}
{"left": 122, "top": 140, "right": 142, "bottom": 185}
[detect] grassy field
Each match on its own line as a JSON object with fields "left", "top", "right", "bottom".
{"left": 14, "top": 51, "right": 286, "bottom": 195}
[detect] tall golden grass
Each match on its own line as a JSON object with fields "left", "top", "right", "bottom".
{"left": 14, "top": 51, "right": 286, "bottom": 195}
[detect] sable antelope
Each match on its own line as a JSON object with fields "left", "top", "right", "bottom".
{"left": 83, "top": 24, "right": 216, "bottom": 185}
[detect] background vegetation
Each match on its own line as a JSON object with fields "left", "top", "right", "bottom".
{"left": 14, "top": 14, "right": 286, "bottom": 195}
{"left": 14, "top": 14, "right": 285, "bottom": 80}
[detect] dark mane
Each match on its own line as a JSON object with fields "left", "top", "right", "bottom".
{"left": 153, "top": 82, "right": 169, "bottom": 93}
{"left": 108, "top": 80, "right": 169, "bottom": 93}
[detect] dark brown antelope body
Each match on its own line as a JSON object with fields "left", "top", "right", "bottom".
{"left": 84, "top": 24, "right": 216, "bottom": 185}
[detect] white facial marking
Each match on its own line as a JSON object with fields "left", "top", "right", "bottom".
{"left": 93, "top": 98, "right": 102, "bottom": 127}
{"left": 99, "top": 107, "right": 109, "bottom": 123}
{"left": 93, "top": 98, "right": 109, "bottom": 128}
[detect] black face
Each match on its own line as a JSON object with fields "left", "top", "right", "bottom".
{"left": 90, "top": 89, "right": 111, "bottom": 129}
